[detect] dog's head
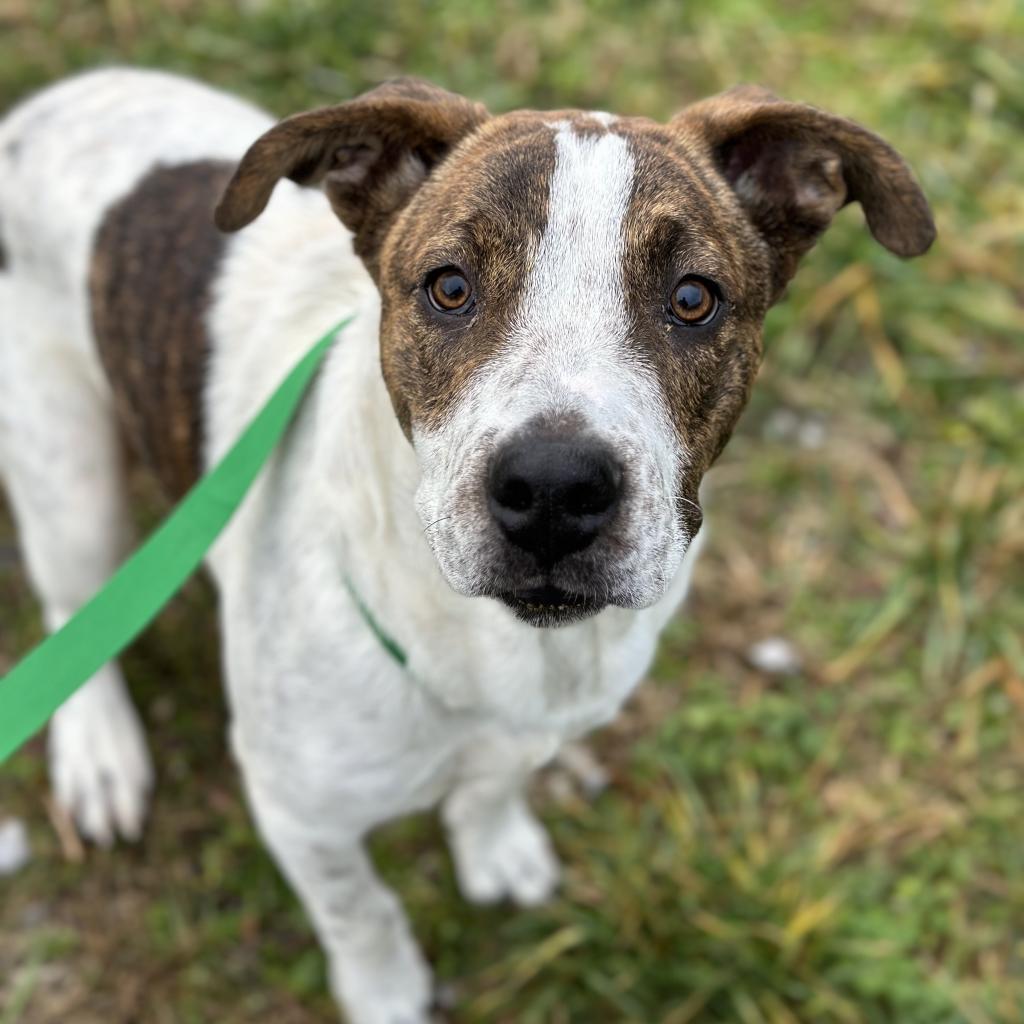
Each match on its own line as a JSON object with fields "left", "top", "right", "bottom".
{"left": 217, "top": 80, "right": 934, "bottom": 627}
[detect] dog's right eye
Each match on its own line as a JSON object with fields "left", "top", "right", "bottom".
{"left": 426, "top": 268, "right": 474, "bottom": 314}
{"left": 668, "top": 276, "right": 719, "bottom": 327}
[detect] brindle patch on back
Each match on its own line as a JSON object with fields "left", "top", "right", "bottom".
{"left": 90, "top": 160, "right": 234, "bottom": 501}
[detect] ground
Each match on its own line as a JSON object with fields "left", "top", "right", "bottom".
{"left": 1, "top": 1, "right": 1022, "bottom": 1022}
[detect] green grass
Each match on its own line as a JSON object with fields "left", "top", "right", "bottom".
{"left": 1, "top": 1, "right": 1023, "bottom": 1021}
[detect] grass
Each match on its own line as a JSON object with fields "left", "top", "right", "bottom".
{"left": 1, "top": 1, "right": 1023, "bottom": 1021}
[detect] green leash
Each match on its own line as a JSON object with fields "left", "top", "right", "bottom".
{"left": 0, "top": 315, "right": 405, "bottom": 765}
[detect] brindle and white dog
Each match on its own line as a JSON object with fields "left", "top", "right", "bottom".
{"left": 0, "top": 69, "right": 934, "bottom": 1023}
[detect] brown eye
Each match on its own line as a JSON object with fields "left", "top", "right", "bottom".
{"left": 427, "top": 268, "right": 473, "bottom": 313}
{"left": 669, "top": 276, "right": 718, "bottom": 326}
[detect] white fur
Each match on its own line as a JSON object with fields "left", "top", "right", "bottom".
{"left": 0, "top": 71, "right": 703, "bottom": 1024}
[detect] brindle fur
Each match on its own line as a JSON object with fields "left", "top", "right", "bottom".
{"left": 377, "top": 115, "right": 558, "bottom": 438}
{"left": 90, "top": 160, "right": 234, "bottom": 500}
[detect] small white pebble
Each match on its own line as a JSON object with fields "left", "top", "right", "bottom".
{"left": 797, "top": 419, "right": 826, "bottom": 449}
{"left": 747, "top": 637, "right": 803, "bottom": 676}
{"left": 763, "top": 409, "right": 800, "bottom": 440}
{"left": 0, "top": 818, "right": 31, "bottom": 877}
{"left": 433, "top": 982, "right": 459, "bottom": 1012}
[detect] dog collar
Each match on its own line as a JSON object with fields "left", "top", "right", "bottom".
{"left": 342, "top": 577, "right": 408, "bottom": 668}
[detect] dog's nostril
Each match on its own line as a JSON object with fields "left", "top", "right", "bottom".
{"left": 564, "top": 468, "right": 619, "bottom": 517}
{"left": 497, "top": 476, "right": 533, "bottom": 513}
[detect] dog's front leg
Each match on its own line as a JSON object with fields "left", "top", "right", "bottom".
{"left": 442, "top": 732, "right": 562, "bottom": 908}
{"left": 247, "top": 784, "right": 432, "bottom": 1024}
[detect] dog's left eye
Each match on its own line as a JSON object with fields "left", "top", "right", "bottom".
{"left": 668, "top": 276, "right": 719, "bottom": 326}
{"left": 426, "top": 268, "right": 474, "bottom": 314}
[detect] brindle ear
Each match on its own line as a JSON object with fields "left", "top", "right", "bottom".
{"left": 215, "top": 78, "right": 488, "bottom": 270}
{"left": 674, "top": 85, "right": 936, "bottom": 297}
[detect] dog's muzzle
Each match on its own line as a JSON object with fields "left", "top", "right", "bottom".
{"left": 486, "top": 435, "right": 623, "bottom": 625}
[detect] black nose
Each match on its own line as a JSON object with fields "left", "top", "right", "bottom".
{"left": 487, "top": 438, "right": 622, "bottom": 567}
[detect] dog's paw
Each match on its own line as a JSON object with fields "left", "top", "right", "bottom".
{"left": 331, "top": 936, "right": 433, "bottom": 1024}
{"left": 450, "top": 800, "right": 561, "bottom": 907}
{"left": 48, "top": 669, "right": 153, "bottom": 846}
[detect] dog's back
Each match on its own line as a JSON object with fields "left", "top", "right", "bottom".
{"left": 0, "top": 68, "right": 270, "bottom": 302}
{"left": 0, "top": 69, "right": 272, "bottom": 494}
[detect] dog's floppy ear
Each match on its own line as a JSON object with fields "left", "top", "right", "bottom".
{"left": 215, "top": 78, "right": 488, "bottom": 268}
{"left": 674, "top": 85, "right": 935, "bottom": 298}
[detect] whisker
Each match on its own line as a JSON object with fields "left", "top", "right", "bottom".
{"left": 675, "top": 494, "right": 702, "bottom": 516}
{"left": 422, "top": 515, "right": 453, "bottom": 534}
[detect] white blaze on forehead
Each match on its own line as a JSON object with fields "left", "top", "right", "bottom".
{"left": 517, "top": 120, "right": 635, "bottom": 387}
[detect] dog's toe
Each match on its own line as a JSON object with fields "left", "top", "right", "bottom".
{"left": 48, "top": 670, "right": 153, "bottom": 846}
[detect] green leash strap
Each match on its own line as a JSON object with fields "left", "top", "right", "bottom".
{"left": 0, "top": 316, "right": 354, "bottom": 765}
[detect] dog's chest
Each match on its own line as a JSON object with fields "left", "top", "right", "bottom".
{"left": 228, "top": 589, "right": 661, "bottom": 821}
{"left": 89, "top": 160, "right": 235, "bottom": 500}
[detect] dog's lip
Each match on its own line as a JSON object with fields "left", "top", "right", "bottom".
{"left": 496, "top": 584, "right": 605, "bottom": 619}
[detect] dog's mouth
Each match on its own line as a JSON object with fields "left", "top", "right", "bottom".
{"left": 496, "top": 585, "right": 605, "bottom": 627}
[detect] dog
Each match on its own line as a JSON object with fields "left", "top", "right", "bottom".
{"left": 0, "top": 68, "right": 934, "bottom": 1023}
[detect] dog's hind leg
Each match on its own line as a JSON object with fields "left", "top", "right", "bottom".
{"left": 245, "top": 786, "right": 433, "bottom": 1024}
{"left": 0, "top": 281, "right": 152, "bottom": 845}
{"left": 442, "top": 732, "right": 562, "bottom": 907}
